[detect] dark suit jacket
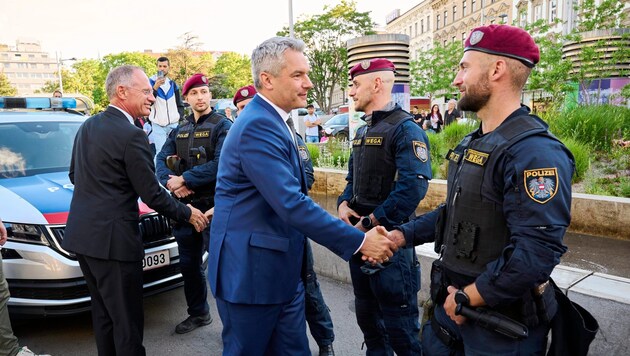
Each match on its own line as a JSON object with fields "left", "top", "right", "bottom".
{"left": 63, "top": 106, "right": 190, "bottom": 262}
{"left": 208, "top": 94, "right": 365, "bottom": 305}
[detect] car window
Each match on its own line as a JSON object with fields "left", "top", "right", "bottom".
{"left": 326, "top": 114, "right": 348, "bottom": 126}
{"left": 0, "top": 121, "right": 81, "bottom": 178}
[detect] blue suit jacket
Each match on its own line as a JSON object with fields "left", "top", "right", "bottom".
{"left": 209, "top": 94, "right": 364, "bottom": 304}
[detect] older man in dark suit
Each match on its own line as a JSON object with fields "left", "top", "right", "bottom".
{"left": 62, "top": 65, "right": 208, "bottom": 356}
{"left": 208, "top": 37, "right": 398, "bottom": 355}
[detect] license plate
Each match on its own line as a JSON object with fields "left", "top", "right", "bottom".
{"left": 143, "top": 250, "right": 170, "bottom": 271}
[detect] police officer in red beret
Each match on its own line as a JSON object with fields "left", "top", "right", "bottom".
{"left": 337, "top": 58, "right": 432, "bottom": 355}
{"left": 155, "top": 73, "right": 232, "bottom": 334}
{"left": 389, "top": 25, "right": 575, "bottom": 355}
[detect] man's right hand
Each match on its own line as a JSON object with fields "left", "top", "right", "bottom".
{"left": 153, "top": 77, "right": 166, "bottom": 90}
{"left": 338, "top": 201, "right": 360, "bottom": 225}
{"left": 359, "top": 226, "right": 397, "bottom": 264}
{"left": 187, "top": 204, "right": 209, "bottom": 232}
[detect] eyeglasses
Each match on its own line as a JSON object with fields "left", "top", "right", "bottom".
{"left": 126, "top": 86, "right": 153, "bottom": 96}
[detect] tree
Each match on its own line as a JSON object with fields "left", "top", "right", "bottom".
{"left": 0, "top": 72, "right": 17, "bottom": 96}
{"left": 212, "top": 52, "right": 251, "bottom": 98}
{"left": 277, "top": 0, "right": 375, "bottom": 112}
{"left": 409, "top": 41, "right": 462, "bottom": 102}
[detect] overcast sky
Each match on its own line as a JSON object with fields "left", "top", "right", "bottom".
{"left": 1, "top": 0, "right": 419, "bottom": 60}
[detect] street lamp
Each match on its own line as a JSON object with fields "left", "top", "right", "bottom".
{"left": 56, "top": 53, "right": 76, "bottom": 93}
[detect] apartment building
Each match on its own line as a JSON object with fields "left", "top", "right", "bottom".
{"left": 0, "top": 40, "right": 58, "bottom": 95}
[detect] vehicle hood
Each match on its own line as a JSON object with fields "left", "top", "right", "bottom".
{"left": 0, "top": 172, "right": 154, "bottom": 225}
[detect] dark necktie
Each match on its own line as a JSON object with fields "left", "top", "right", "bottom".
{"left": 286, "top": 116, "right": 298, "bottom": 147}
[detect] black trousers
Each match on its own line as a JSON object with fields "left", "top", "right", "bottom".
{"left": 77, "top": 254, "right": 146, "bottom": 356}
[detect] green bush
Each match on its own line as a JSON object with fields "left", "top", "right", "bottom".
{"left": 441, "top": 121, "right": 477, "bottom": 149}
{"left": 543, "top": 105, "right": 630, "bottom": 152}
{"left": 317, "top": 138, "right": 351, "bottom": 169}
{"left": 561, "top": 137, "right": 591, "bottom": 183}
{"left": 306, "top": 143, "right": 320, "bottom": 167}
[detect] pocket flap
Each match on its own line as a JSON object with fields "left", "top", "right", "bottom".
{"left": 249, "top": 233, "right": 290, "bottom": 252}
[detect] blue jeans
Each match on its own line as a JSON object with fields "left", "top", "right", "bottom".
{"left": 173, "top": 223, "right": 210, "bottom": 317}
{"left": 304, "top": 240, "right": 334, "bottom": 347}
{"left": 349, "top": 247, "right": 422, "bottom": 356}
{"left": 150, "top": 123, "right": 178, "bottom": 160}
{"left": 305, "top": 135, "right": 319, "bottom": 143}
{"left": 422, "top": 304, "right": 550, "bottom": 356}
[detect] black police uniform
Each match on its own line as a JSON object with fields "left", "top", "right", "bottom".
{"left": 397, "top": 106, "right": 575, "bottom": 355}
{"left": 337, "top": 103, "right": 432, "bottom": 355}
{"left": 156, "top": 111, "right": 231, "bottom": 319}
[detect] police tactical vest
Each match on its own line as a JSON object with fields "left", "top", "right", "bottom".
{"left": 351, "top": 108, "right": 412, "bottom": 211}
{"left": 439, "top": 114, "right": 560, "bottom": 277}
{"left": 174, "top": 111, "right": 226, "bottom": 200}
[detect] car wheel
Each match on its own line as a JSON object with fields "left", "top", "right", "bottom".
{"left": 335, "top": 131, "right": 348, "bottom": 141}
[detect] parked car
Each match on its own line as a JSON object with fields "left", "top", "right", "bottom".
{"left": 321, "top": 112, "right": 365, "bottom": 140}
{"left": 0, "top": 97, "right": 189, "bottom": 317}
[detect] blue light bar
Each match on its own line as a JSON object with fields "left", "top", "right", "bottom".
{"left": 0, "top": 97, "right": 77, "bottom": 109}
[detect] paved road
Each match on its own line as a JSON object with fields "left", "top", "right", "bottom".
{"left": 12, "top": 275, "right": 368, "bottom": 356}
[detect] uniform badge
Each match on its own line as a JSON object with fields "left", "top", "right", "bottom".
{"left": 413, "top": 141, "right": 428, "bottom": 162}
{"left": 201, "top": 76, "right": 208, "bottom": 83}
{"left": 298, "top": 146, "right": 309, "bottom": 161}
{"left": 469, "top": 30, "right": 484, "bottom": 45}
{"left": 464, "top": 149, "right": 489, "bottom": 166}
{"left": 524, "top": 168, "right": 558, "bottom": 204}
{"left": 240, "top": 89, "right": 249, "bottom": 97}
{"left": 360, "top": 60, "right": 371, "bottom": 70}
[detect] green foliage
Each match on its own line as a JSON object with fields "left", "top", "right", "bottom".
{"left": 306, "top": 143, "right": 320, "bottom": 165}
{"left": 410, "top": 41, "right": 462, "bottom": 100}
{"left": 277, "top": 0, "right": 375, "bottom": 112}
{"left": 0, "top": 72, "right": 17, "bottom": 96}
{"left": 546, "top": 105, "right": 630, "bottom": 152}
{"left": 441, "top": 121, "right": 477, "bottom": 150}
{"left": 574, "top": 0, "right": 627, "bottom": 32}
{"left": 585, "top": 176, "right": 630, "bottom": 198}
{"left": 560, "top": 137, "right": 591, "bottom": 183}
{"left": 317, "top": 138, "right": 351, "bottom": 169}
{"left": 213, "top": 52, "right": 252, "bottom": 98}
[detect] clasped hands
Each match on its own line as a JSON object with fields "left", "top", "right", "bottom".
{"left": 166, "top": 175, "right": 194, "bottom": 199}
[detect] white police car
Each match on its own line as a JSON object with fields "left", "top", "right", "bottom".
{"left": 0, "top": 97, "right": 186, "bottom": 316}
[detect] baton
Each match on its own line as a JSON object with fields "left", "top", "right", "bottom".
{"left": 456, "top": 304, "right": 529, "bottom": 340}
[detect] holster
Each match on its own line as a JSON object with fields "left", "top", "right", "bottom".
{"left": 430, "top": 259, "right": 449, "bottom": 305}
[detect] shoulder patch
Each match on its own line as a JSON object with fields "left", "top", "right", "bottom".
{"left": 413, "top": 141, "right": 428, "bottom": 162}
{"left": 464, "top": 149, "right": 489, "bottom": 166}
{"left": 524, "top": 168, "right": 558, "bottom": 204}
{"left": 298, "top": 146, "right": 310, "bottom": 161}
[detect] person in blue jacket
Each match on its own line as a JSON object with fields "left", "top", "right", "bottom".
{"left": 336, "top": 58, "right": 432, "bottom": 355}
{"left": 388, "top": 25, "right": 575, "bottom": 355}
{"left": 156, "top": 73, "right": 232, "bottom": 334}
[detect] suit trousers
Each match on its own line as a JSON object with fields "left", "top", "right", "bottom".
{"left": 77, "top": 254, "right": 146, "bottom": 356}
{"left": 216, "top": 282, "right": 309, "bottom": 356}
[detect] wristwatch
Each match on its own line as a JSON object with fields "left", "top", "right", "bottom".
{"left": 454, "top": 289, "right": 470, "bottom": 306}
{"left": 360, "top": 215, "right": 373, "bottom": 229}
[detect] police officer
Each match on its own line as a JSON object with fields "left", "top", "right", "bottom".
{"left": 337, "top": 59, "right": 432, "bottom": 355}
{"left": 389, "top": 25, "right": 575, "bottom": 355}
{"left": 156, "top": 73, "right": 232, "bottom": 334}
{"left": 233, "top": 85, "right": 337, "bottom": 356}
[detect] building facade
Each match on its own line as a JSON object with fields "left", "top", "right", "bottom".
{"left": 385, "top": 2, "right": 435, "bottom": 60}
{"left": 0, "top": 40, "right": 58, "bottom": 95}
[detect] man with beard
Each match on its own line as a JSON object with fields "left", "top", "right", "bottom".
{"left": 337, "top": 58, "right": 432, "bottom": 355}
{"left": 391, "top": 25, "right": 574, "bottom": 355}
{"left": 156, "top": 73, "right": 232, "bottom": 334}
{"left": 387, "top": 25, "right": 575, "bottom": 355}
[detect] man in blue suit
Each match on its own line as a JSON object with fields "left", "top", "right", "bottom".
{"left": 208, "top": 37, "right": 398, "bottom": 355}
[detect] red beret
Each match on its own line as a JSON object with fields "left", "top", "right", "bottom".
{"left": 233, "top": 85, "right": 256, "bottom": 106}
{"left": 464, "top": 25, "right": 539, "bottom": 68}
{"left": 349, "top": 58, "right": 396, "bottom": 80}
{"left": 182, "top": 73, "right": 209, "bottom": 96}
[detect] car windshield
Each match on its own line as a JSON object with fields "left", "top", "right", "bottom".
{"left": 0, "top": 121, "right": 81, "bottom": 178}
{"left": 326, "top": 114, "right": 348, "bottom": 126}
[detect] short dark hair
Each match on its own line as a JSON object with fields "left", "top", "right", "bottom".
{"left": 306, "top": 104, "right": 314, "bottom": 109}
{"left": 157, "top": 56, "right": 169, "bottom": 65}
{"left": 413, "top": 106, "right": 419, "bottom": 109}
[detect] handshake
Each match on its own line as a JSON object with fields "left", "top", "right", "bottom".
{"left": 359, "top": 226, "right": 407, "bottom": 264}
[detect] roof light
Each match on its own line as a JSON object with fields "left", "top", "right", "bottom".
{"left": 0, "top": 97, "right": 77, "bottom": 109}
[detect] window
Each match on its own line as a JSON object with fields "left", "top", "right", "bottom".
{"left": 14, "top": 53, "right": 22, "bottom": 58}
{"left": 1, "top": 53, "right": 8, "bottom": 58}
{"left": 30, "top": 63, "right": 37, "bottom": 68}
{"left": 472, "top": 0, "right": 477, "bottom": 12}
{"left": 463, "top": 1, "right": 467, "bottom": 16}
{"left": 427, "top": 15, "right": 431, "bottom": 30}
{"left": 452, "top": 36, "right": 456, "bottom": 42}
{"left": 462, "top": 32, "right": 467, "bottom": 42}
{"left": 550, "top": 0, "right": 557, "bottom": 21}
{"left": 17, "top": 63, "right": 27, "bottom": 68}
{"left": 444, "top": 11, "right": 448, "bottom": 26}
{"left": 28, "top": 54, "right": 35, "bottom": 59}
{"left": 437, "top": 14, "right": 441, "bottom": 29}
{"left": 3, "top": 63, "right": 9, "bottom": 68}
{"left": 415, "top": 22, "right": 418, "bottom": 37}
{"left": 535, "top": 4, "right": 543, "bottom": 21}
{"left": 44, "top": 63, "right": 51, "bottom": 69}
{"left": 443, "top": 39, "right": 448, "bottom": 46}
{"left": 453, "top": 5, "right": 457, "bottom": 20}
{"left": 520, "top": 11, "right": 527, "bottom": 27}
{"left": 421, "top": 19, "right": 425, "bottom": 33}
{"left": 409, "top": 25, "right": 412, "bottom": 36}
{"left": 41, "top": 54, "right": 48, "bottom": 58}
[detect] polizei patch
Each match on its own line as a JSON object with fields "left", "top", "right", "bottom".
{"left": 413, "top": 141, "right": 428, "bottom": 162}
{"left": 524, "top": 168, "right": 558, "bottom": 204}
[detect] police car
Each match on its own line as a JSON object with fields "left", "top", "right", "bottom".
{"left": 0, "top": 97, "right": 186, "bottom": 317}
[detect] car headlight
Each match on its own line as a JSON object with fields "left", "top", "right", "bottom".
{"left": 4, "top": 223, "right": 50, "bottom": 246}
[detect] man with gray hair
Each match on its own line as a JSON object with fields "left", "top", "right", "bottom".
{"left": 208, "top": 37, "right": 398, "bottom": 355}
{"left": 444, "top": 98, "right": 462, "bottom": 126}
{"left": 62, "top": 65, "right": 208, "bottom": 356}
